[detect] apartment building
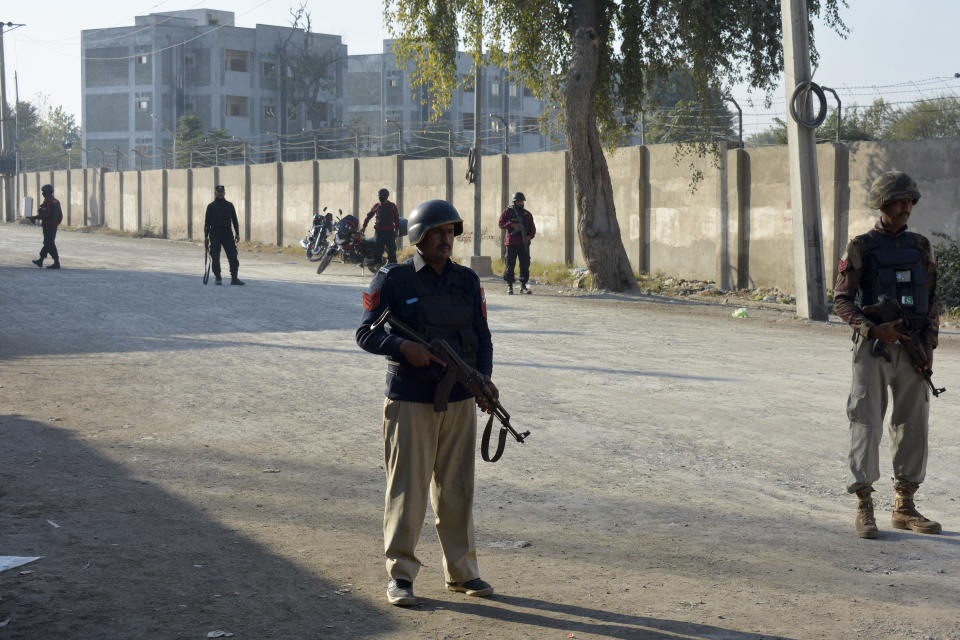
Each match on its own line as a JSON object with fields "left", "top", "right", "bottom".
{"left": 347, "top": 41, "right": 551, "bottom": 157}
{"left": 81, "top": 9, "right": 346, "bottom": 170}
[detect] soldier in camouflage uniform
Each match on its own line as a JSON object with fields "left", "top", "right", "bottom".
{"left": 834, "top": 170, "right": 941, "bottom": 539}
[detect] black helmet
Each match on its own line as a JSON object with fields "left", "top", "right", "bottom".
{"left": 511, "top": 191, "right": 525, "bottom": 203}
{"left": 378, "top": 188, "right": 390, "bottom": 199}
{"left": 41, "top": 184, "right": 54, "bottom": 195}
{"left": 407, "top": 200, "right": 463, "bottom": 245}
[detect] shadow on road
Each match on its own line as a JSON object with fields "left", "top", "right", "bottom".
{"left": 415, "top": 593, "right": 792, "bottom": 639}
{"left": 500, "top": 360, "right": 742, "bottom": 382}
{"left": 0, "top": 414, "right": 394, "bottom": 639}
{"left": 0, "top": 265, "right": 365, "bottom": 360}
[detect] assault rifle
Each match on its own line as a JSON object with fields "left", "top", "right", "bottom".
{"left": 203, "top": 234, "right": 211, "bottom": 285}
{"left": 511, "top": 206, "right": 530, "bottom": 244}
{"left": 862, "top": 295, "right": 945, "bottom": 397}
{"left": 371, "top": 309, "right": 530, "bottom": 462}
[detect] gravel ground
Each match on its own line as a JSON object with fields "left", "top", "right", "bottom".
{"left": 2, "top": 222, "right": 959, "bottom": 640}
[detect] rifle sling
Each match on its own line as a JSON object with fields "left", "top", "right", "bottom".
{"left": 480, "top": 413, "right": 507, "bottom": 463}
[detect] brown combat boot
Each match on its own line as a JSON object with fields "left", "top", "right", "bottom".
{"left": 854, "top": 486, "right": 879, "bottom": 539}
{"left": 891, "top": 481, "right": 941, "bottom": 534}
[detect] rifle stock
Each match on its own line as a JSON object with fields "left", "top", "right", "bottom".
{"left": 371, "top": 309, "right": 530, "bottom": 461}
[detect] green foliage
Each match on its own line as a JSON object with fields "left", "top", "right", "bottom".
{"left": 9, "top": 97, "right": 81, "bottom": 170}
{"left": 886, "top": 96, "right": 960, "bottom": 141}
{"left": 386, "top": 0, "right": 846, "bottom": 149}
{"left": 933, "top": 232, "right": 960, "bottom": 313}
{"left": 747, "top": 95, "right": 960, "bottom": 145}
{"left": 174, "top": 117, "right": 235, "bottom": 167}
{"left": 640, "top": 71, "right": 736, "bottom": 145}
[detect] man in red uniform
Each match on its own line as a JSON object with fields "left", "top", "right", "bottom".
{"left": 497, "top": 192, "right": 536, "bottom": 294}
{"left": 30, "top": 184, "right": 64, "bottom": 270}
{"left": 362, "top": 187, "right": 400, "bottom": 264}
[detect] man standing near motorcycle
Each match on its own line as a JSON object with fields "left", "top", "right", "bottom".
{"left": 361, "top": 188, "right": 400, "bottom": 264}
{"left": 204, "top": 185, "right": 244, "bottom": 285}
{"left": 356, "top": 200, "right": 498, "bottom": 607}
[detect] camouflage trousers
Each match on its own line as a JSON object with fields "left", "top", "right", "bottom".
{"left": 846, "top": 337, "right": 930, "bottom": 493}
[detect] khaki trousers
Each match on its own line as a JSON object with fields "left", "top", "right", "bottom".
{"left": 846, "top": 338, "right": 929, "bottom": 493}
{"left": 382, "top": 397, "right": 479, "bottom": 583}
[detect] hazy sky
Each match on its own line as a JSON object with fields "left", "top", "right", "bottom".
{"left": 3, "top": 0, "right": 959, "bottom": 135}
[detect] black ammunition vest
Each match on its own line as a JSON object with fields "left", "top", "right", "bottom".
{"left": 388, "top": 264, "right": 478, "bottom": 381}
{"left": 857, "top": 229, "right": 928, "bottom": 324}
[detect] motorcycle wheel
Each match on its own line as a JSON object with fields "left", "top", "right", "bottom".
{"left": 316, "top": 248, "right": 335, "bottom": 274}
{"left": 305, "top": 247, "right": 313, "bottom": 259}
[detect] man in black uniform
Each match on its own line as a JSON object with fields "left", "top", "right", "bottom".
{"left": 357, "top": 200, "right": 498, "bottom": 606}
{"left": 361, "top": 188, "right": 400, "bottom": 264}
{"left": 30, "top": 184, "right": 63, "bottom": 269}
{"left": 204, "top": 185, "right": 244, "bottom": 285}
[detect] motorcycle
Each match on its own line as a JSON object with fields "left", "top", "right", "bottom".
{"left": 315, "top": 210, "right": 384, "bottom": 275}
{"left": 300, "top": 208, "right": 334, "bottom": 261}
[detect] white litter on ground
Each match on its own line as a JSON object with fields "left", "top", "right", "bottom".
{"left": 0, "top": 557, "right": 41, "bottom": 574}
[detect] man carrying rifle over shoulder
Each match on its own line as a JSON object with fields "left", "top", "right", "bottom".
{"left": 834, "top": 170, "right": 942, "bottom": 539}
{"left": 357, "top": 199, "right": 498, "bottom": 607}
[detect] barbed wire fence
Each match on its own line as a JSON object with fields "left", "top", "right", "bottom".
{"left": 14, "top": 75, "right": 960, "bottom": 172}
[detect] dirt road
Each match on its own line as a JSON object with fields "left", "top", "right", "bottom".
{"left": 2, "top": 223, "right": 959, "bottom": 639}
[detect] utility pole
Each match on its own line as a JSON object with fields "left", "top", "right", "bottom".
{"left": 781, "top": 0, "right": 828, "bottom": 321}
{"left": 0, "top": 23, "right": 8, "bottom": 157}
{"left": 1, "top": 21, "right": 27, "bottom": 221}
{"left": 473, "top": 60, "right": 482, "bottom": 257}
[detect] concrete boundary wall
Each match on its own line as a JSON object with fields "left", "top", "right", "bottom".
{"left": 219, "top": 165, "right": 249, "bottom": 241}
{"left": 280, "top": 161, "right": 316, "bottom": 247}
{"left": 10, "top": 137, "right": 960, "bottom": 293}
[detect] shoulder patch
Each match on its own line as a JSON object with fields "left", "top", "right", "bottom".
{"left": 362, "top": 290, "right": 380, "bottom": 310}
{"left": 378, "top": 262, "right": 404, "bottom": 275}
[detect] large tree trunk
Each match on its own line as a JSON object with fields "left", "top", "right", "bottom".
{"left": 564, "top": 0, "right": 637, "bottom": 292}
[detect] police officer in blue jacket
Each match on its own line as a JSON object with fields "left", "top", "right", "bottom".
{"left": 356, "top": 200, "right": 498, "bottom": 606}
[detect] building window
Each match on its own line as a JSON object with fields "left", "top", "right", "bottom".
{"left": 491, "top": 83, "right": 500, "bottom": 97}
{"left": 262, "top": 61, "right": 277, "bottom": 77}
{"left": 137, "top": 55, "right": 149, "bottom": 65}
{"left": 263, "top": 105, "right": 276, "bottom": 120}
{"left": 225, "top": 50, "right": 248, "bottom": 72}
{"left": 523, "top": 116, "right": 539, "bottom": 131}
{"left": 136, "top": 99, "right": 149, "bottom": 111}
{"left": 462, "top": 113, "right": 474, "bottom": 130}
{"left": 523, "top": 86, "right": 534, "bottom": 98}
{"left": 388, "top": 78, "right": 400, "bottom": 89}
{"left": 184, "top": 100, "right": 195, "bottom": 113}
{"left": 184, "top": 54, "right": 195, "bottom": 67}
{"left": 509, "top": 83, "right": 519, "bottom": 98}
{"left": 226, "top": 95, "right": 248, "bottom": 117}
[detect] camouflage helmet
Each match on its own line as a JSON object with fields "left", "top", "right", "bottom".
{"left": 868, "top": 171, "right": 921, "bottom": 209}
